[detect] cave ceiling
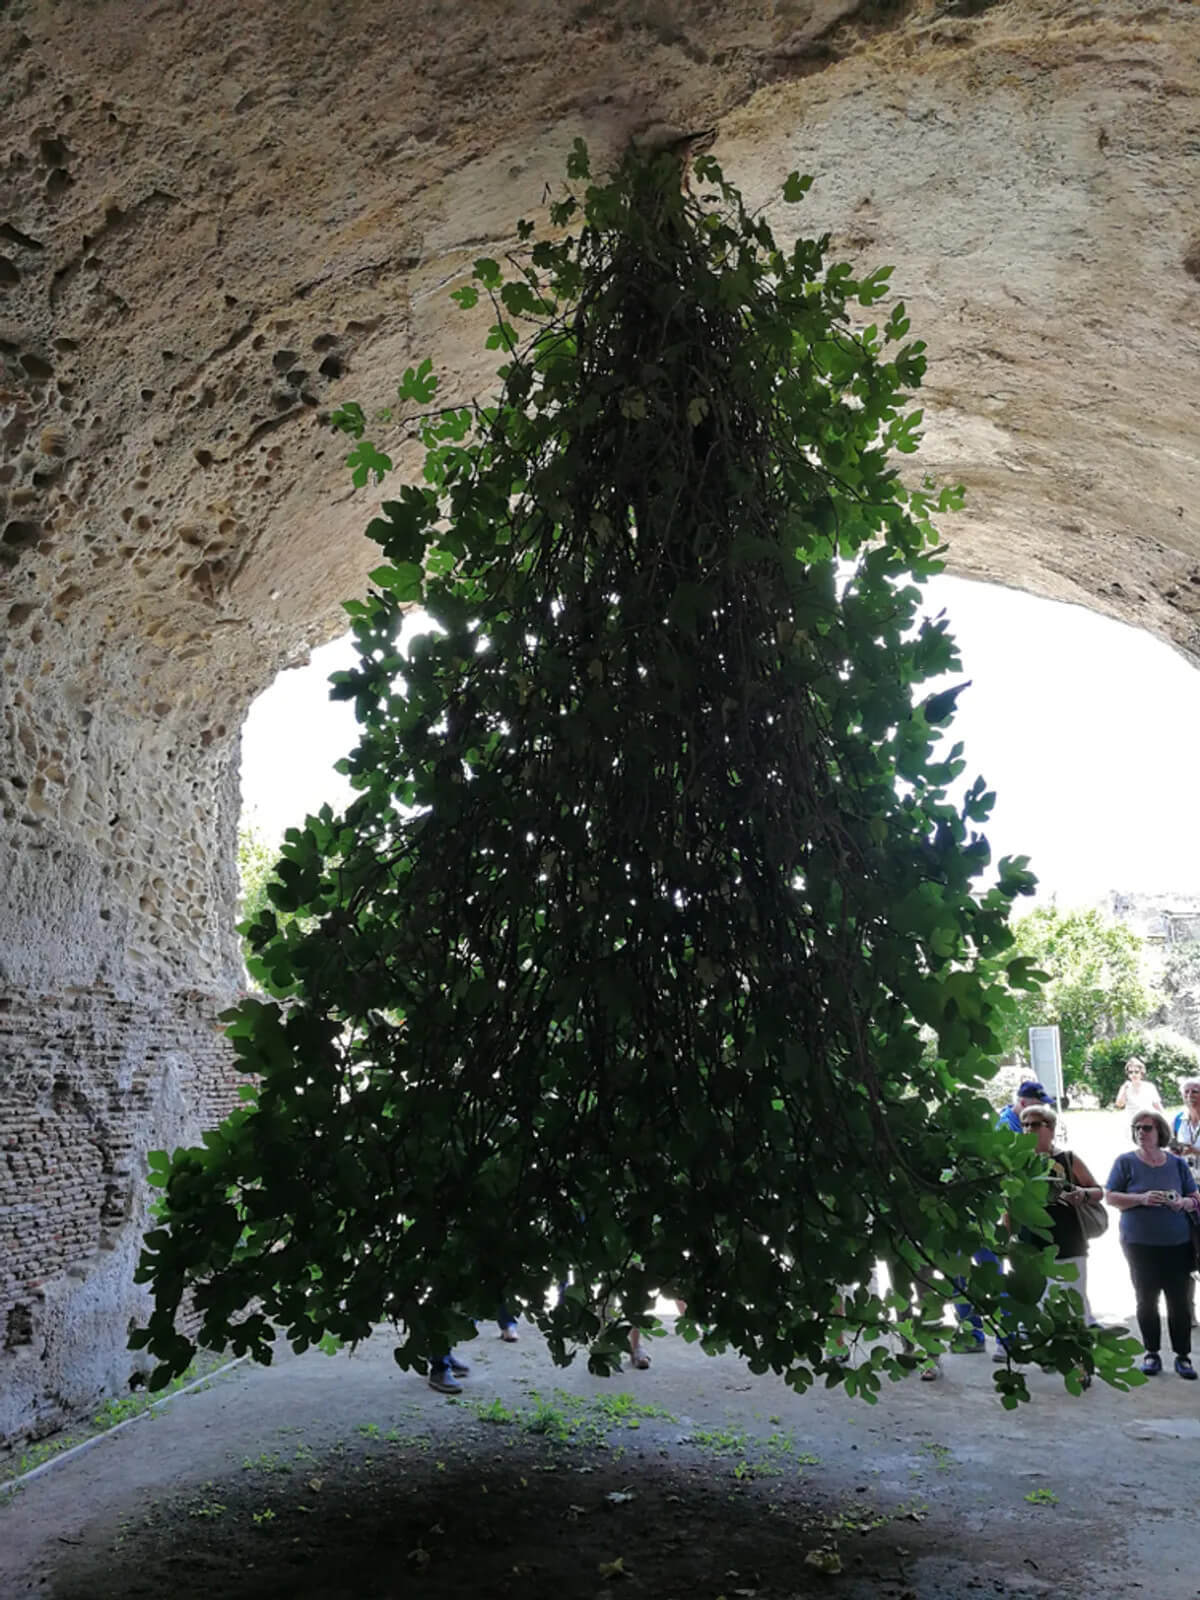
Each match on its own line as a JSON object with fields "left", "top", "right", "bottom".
{"left": 2, "top": 0, "right": 1199, "bottom": 722}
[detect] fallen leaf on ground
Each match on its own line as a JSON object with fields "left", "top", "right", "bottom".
{"left": 804, "top": 1548, "right": 843, "bottom": 1576}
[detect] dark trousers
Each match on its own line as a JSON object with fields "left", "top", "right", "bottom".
{"left": 1122, "top": 1241, "right": 1193, "bottom": 1357}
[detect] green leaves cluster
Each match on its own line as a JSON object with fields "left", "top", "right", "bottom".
{"left": 995, "top": 906, "right": 1153, "bottom": 1080}
{"left": 1156, "top": 942, "right": 1200, "bottom": 1046}
{"left": 237, "top": 826, "right": 280, "bottom": 935}
{"left": 133, "top": 143, "right": 1131, "bottom": 1401}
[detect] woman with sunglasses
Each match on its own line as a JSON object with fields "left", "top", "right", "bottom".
{"left": 1017, "top": 1104, "right": 1102, "bottom": 1327}
{"left": 1106, "top": 1111, "right": 1200, "bottom": 1378}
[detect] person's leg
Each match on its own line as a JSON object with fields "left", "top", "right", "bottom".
{"left": 961, "top": 1247, "right": 1015, "bottom": 1360}
{"left": 827, "top": 1286, "right": 857, "bottom": 1365}
{"left": 953, "top": 1264, "right": 986, "bottom": 1348}
{"left": 1048, "top": 1255, "right": 1093, "bottom": 1322}
{"left": 955, "top": 1303, "right": 986, "bottom": 1345}
{"left": 915, "top": 1264, "right": 946, "bottom": 1378}
{"left": 497, "top": 1302, "right": 519, "bottom": 1342}
{"left": 893, "top": 1263, "right": 942, "bottom": 1380}
{"left": 1123, "top": 1243, "right": 1163, "bottom": 1359}
{"left": 957, "top": 1248, "right": 997, "bottom": 1346}
{"left": 1041, "top": 1255, "right": 1094, "bottom": 1386}
{"left": 1161, "top": 1245, "right": 1195, "bottom": 1366}
{"left": 1072, "top": 1255, "right": 1097, "bottom": 1325}
{"left": 628, "top": 1325, "right": 651, "bottom": 1369}
{"left": 428, "top": 1352, "right": 464, "bottom": 1394}
{"left": 889, "top": 1265, "right": 913, "bottom": 1352}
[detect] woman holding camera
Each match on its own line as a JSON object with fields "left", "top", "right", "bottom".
{"left": 1106, "top": 1111, "right": 1199, "bottom": 1379}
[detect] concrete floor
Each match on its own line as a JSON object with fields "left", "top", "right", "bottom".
{"left": 2, "top": 1109, "right": 1198, "bottom": 1599}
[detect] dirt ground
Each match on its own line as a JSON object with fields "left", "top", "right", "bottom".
{"left": 5, "top": 1112, "right": 1199, "bottom": 1600}
{"left": 3, "top": 1309, "right": 1200, "bottom": 1600}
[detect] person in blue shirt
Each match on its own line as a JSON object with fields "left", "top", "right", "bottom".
{"left": 1106, "top": 1110, "right": 1200, "bottom": 1379}
{"left": 996, "top": 1079, "right": 1052, "bottom": 1133}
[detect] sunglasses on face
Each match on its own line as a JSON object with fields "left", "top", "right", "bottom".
{"left": 1134, "top": 1124, "right": 1157, "bottom": 1134}
{"left": 1022, "top": 1118, "right": 1050, "bottom": 1129}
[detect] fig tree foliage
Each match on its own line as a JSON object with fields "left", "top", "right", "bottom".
{"left": 133, "top": 145, "right": 1138, "bottom": 1405}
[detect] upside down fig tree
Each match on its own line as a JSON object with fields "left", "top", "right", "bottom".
{"left": 133, "top": 144, "right": 1140, "bottom": 1404}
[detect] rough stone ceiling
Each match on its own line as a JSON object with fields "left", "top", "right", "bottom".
{"left": 2, "top": 0, "right": 1199, "bottom": 717}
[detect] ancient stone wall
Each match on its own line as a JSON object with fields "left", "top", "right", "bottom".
{"left": 0, "top": 983, "right": 246, "bottom": 1444}
{"left": 0, "top": 669, "right": 250, "bottom": 1445}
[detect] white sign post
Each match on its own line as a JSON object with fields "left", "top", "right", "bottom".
{"left": 1028, "top": 1025, "right": 1064, "bottom": 1106}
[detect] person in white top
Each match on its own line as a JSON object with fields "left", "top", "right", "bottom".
{"left": 1115, "top": 1057, "right": 1164, "bottom": 1116}
{"left": 1171, "top": 1079, "right": 1200, "bottom": 1173}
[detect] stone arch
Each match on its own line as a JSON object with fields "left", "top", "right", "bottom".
{"left": 2, "top": 1, "right": 1198, "bottom": 1444}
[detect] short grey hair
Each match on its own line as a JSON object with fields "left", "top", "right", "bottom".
{"left": 1020, "top": 1104, "right": 1057, "bottom": 1130}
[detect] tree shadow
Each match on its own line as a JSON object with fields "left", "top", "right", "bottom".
{"left": 50, "top": 1432, "right": 931, "bottom": 1599}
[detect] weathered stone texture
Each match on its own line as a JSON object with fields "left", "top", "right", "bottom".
{"left": 0, "top": 984, "right": 246, "bottom": 1444}
{"left": 0, "top": 0, "right": 1199, "bottom": 1443}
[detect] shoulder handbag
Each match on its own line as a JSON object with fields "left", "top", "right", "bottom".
{"left": 1188, "top": 1210, "right": 1200, "bottom": 1274}
{"left": 1170, "top": 1154, "right": 1200, "bottom": 1271}
{"left": 1065, "top": 1151, "right": 1109, "bottom": 1241}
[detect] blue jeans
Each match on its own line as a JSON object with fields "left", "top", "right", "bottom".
{"left": 956, "top": 1248, "right": 1005, "bottom": 1346}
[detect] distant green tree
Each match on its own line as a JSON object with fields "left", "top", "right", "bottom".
{"left": 236, "top": 826, "right": 277, "bottom": 932}
{"left": 1154, "top": 942, "right": 1200, "bottom": 1046}
{"left": 1165, "top": 942, "right": 1200, "bottom": 996}
{"left": 236, "top": 826, "right": 307, "bottom": 968}
{"left": 997, "top": 907, "right": 1154, "bottom": 1081}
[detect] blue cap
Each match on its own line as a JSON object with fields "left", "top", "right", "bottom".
{"left": 1018, "top": 1080, "right": 1050, "bottom": 1102}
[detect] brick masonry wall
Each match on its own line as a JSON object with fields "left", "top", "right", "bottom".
{"left": 0, "top": 981, "right": 248, "bottom": 1447}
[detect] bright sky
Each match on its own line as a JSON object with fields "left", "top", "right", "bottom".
{"left": 240, "top": 576, "right": 1200, "bottom": 906}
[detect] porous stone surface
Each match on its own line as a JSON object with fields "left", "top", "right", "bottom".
{"left": 1, "top": 0, "right": 1199, "bottom": 1445}
{"left": 0, "top": 986, "right": 245, "bottom": 1445}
